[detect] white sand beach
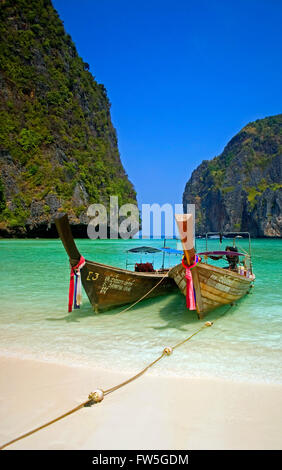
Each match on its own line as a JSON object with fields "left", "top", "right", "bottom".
{"left": 0, "top": 355, "right": 281, "bottom": 450}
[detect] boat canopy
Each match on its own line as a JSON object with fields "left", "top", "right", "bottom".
{"left": 126, "top": 246, "right": 162, "bottom": 254}
{"left": 161, "top": 247, "right": 183, "bottom": 254}
{"left": 198, "top": 250, "right": 247, "bottom": 257}
{"left": 160, "top": 248, "right": 246, "bottom": 256}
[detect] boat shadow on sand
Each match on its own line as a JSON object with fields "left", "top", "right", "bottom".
{"left": 46, "top": 293, "right": 186, "bottom": 324}
{"left": 151, "top": 293, "right": 241, "bottom": 331}
{"left": 45, "top": 295, "right": 174, "bottom": 324}
{"left": 46, "top": 291, "right": 240, "bottom": 328}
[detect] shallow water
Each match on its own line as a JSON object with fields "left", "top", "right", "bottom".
{"left": 0, "top": 237, "right": 281, "bottom": 384}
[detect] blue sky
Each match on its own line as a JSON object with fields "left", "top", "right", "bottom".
{"left": 53, "top": 0, "right": 282, "bottom": 208}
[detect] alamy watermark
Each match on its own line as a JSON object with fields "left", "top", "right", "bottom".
{"left": 86, "top": 196, "right": 195, "bottom": 239}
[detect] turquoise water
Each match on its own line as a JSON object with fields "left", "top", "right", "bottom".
{"left": 0, "top": 237, "right": 281, "bottom": 384}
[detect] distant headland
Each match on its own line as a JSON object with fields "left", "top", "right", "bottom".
{"left": 183, "top": 114, "right": 282, "bottom": 237}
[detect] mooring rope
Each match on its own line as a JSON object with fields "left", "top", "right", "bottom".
{"left": 0, "top": 401, "right": 90, "bottom": 451}
{"left": 0, "top": 304, "right": 234, "bottom": 450}
{"left": 116, "top": 267, "right": 173, "bottom": 314}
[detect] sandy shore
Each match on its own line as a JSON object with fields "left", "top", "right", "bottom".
{"left": 0, "top": 355, "right": 281, "bottom": 450}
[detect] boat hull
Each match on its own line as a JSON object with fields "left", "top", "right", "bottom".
{"left": 55, "top": 214, "right": 178, "bottom": 313}
{"left": 80, "top": 260, "right": 177, "bottom": 312}
{"left": 169, "top": 262, "right": 254, "bottom": 318}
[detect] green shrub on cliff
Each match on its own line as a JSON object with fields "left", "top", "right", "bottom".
{"left": 0, "top": 178, "right": 5, "bottom": 213}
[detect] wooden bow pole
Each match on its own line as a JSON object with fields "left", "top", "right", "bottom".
{"left": 175, "top": 214, "right": 195, "bottom": 265}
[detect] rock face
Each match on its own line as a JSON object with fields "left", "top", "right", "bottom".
{"left": 0, "top": 0, "right": 136, "bottom": 237}
{"left": 183, "top": 114, "right": 282, "bottom": 237}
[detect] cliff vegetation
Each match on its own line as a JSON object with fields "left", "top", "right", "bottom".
{"left": 0, "top": 0, "right": 136, "bottom": 237}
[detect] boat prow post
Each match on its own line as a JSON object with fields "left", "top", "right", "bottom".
{"left": 54, "top": 213, "right": 81, "bottom": 264}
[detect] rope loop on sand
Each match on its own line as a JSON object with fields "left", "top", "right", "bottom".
{"left": 0, "top": 302, "right": 234, "bottom": 450}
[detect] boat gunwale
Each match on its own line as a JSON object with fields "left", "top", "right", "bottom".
{"left": 84, "top": 258, "right": 171, "bottom": 278}
{"left": 198, "top": 261, "right": 253, "bottom": 284}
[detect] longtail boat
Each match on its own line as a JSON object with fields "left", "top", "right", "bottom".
{"left": 55, "top": 214, "right": 177, "bottom": 313}
{"left": 169, "top": 214, "right": 255, "bottom": 319}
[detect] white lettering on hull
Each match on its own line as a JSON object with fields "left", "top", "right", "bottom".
{"left": 100, "top": 275, "right": 135, "bottom": 294}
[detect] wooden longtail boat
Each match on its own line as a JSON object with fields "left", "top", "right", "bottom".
{"left": 55, "top": 214, "right": 177, "bottom": 313}
{"left": 169, "top": 214, "right": 255, "bottom": 319}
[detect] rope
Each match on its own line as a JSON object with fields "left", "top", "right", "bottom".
{"left": 104, "top": 353, "right": 165, "bottom": 396}
{"left": 115, "top": 267, "right": 173, "bottom": 314}
{"left": 0, "top": 401, "right": 90, "bottom": 451}
{"left": 0, "top": 303, "right": 234, "bottom": 450}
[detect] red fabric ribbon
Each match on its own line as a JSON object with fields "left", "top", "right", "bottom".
{"left": 68, "top": 256, "right": 85, "bottom": 312}
{"left": 185, "top": 268, "right": 196, "bottom": 310}
{"left": 181, "top": 255, "right": 200, "bottom": 310}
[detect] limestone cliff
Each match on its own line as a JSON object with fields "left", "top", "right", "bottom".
{"left": 0, "top": 0, "right": 136, "bottom": 237}
{"left": 183, "top": 114, "right": 282, "bottom": 237}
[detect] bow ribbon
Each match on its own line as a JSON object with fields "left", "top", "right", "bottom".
{"left": 182, "top": 255, "right": 200, "bottom": 310}
{"left": 68, "top": 256, "right": 86, "bottom": 312}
